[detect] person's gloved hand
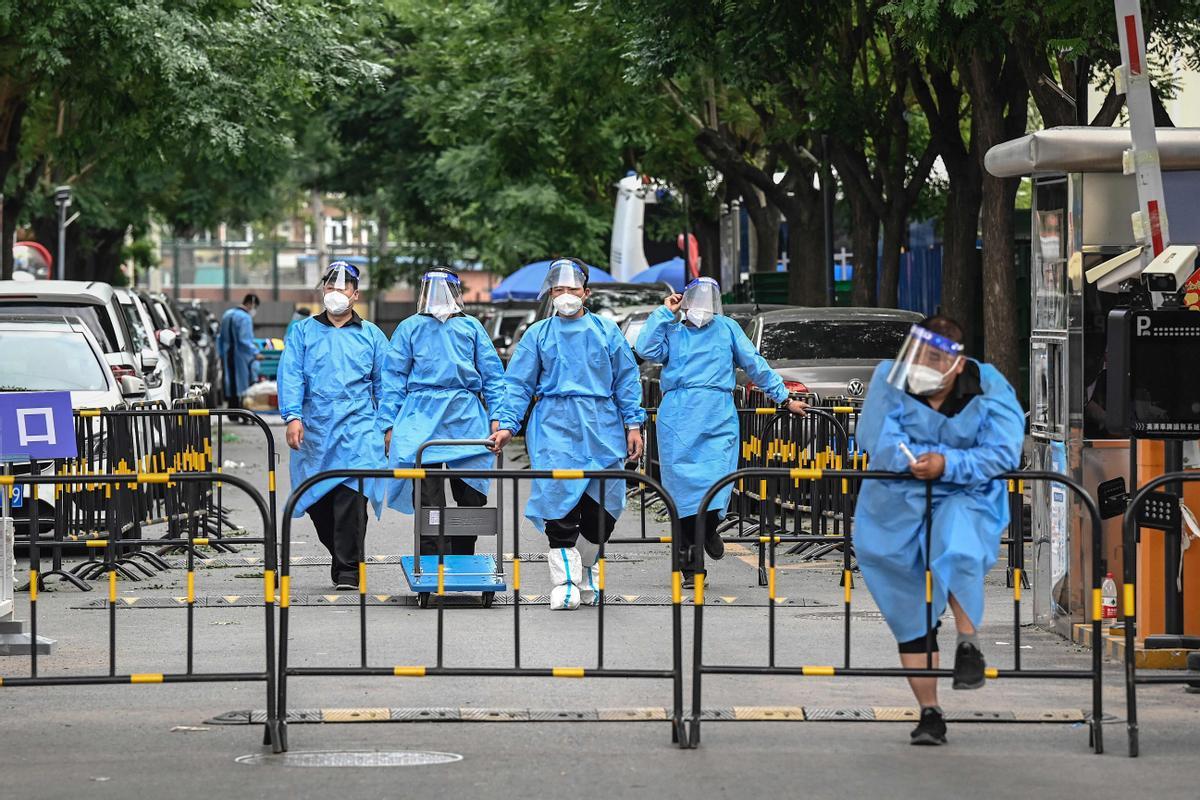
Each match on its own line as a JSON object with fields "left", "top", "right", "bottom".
{"left": 384, "top": 428, "right": 392, "bottom": 457}
{"left": 286, "top": 419, "right": 304, "bottom": 451}
{"left": 488, "top": 427, "right": 513, "bottom": 453}
{"left": 626, "top": 427, "right": 644, "bottom": 461}
{"left": 664, "top": 293, "right": 683, "bottom": 313}
{"left": 910, "top": 452, "right": 945, "bottom": 481}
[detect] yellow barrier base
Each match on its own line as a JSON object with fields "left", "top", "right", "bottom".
{"left": 1071, "top": 623, "right": 1198, "bottom": 668}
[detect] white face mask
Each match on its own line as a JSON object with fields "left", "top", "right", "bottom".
{"left": 553, "top": 293, "right": 583, "bottom": 317}
{"left": 428, "top": 304, "right": 456, "bottom": 323}
{"left": 323, "top": 291, "right": 351, "bottom": 316}
{"left": 906, "top": 364, "right": 947, "bottom": 396}
{"left": 686, "top": 308, "right": 713, "bottom": 328}
{"left": 248, "top": 307, "right": 257, "bottom": 318}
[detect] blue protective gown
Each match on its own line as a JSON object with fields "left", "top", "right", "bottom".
{"left": 378, "top": 314, "right": 507, "bottom": 515}
{"left": 635, "top": 306, "right": 789, "bottom": 518}
{"left": 499, "top": 312, "right": 646, "bottom": 531}
{"left": 277, "top": 315, "right": 390, "bottom": 517}
{"left": 217, "top": 307, "right": 259, "bottom": 398}
{"left": 853, "top": 360, "right": 1024, "bottom": 643}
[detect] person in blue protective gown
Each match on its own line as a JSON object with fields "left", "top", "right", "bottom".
{"left": 379, "top": 268, "right": 508, "bottom": 556}
{"left": 278, "top": 262, "right": 390, "bottom": 590}
{"left": 216, "top": 293, "right": 261, "bottom": 410}
{"left": 495, "top": 258, "right": 645, "bottom": 611}
{"left": 853, "top": 316, "right": 1023, "bottom": 746}
{"left": 635, "top": 278, "right": 807, "bottom": 587}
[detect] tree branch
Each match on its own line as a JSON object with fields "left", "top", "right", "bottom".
{"left": 661, "top": 79, "right": 707, "bottom": 130}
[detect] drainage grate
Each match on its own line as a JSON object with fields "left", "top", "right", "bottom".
{"left": 236, "top": 750, "right": 462, "bottom": 767}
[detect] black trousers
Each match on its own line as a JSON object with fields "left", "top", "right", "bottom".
{"left": 417, "top": 464, "right": 486, "bottom": 556}
{"left": 546, "top": 493, "right": 616, "bottom": 549}
{"left": 677, "top": 510, "right": 720, "bottom": 575}
{"left": 307, "top": 483, "right": 367, "bottom": 585}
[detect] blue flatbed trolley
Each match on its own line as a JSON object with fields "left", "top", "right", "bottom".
{"left": 401, "top": 439, "right": 506, "bottom": 608}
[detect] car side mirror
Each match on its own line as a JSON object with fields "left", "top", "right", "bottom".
{"left": 140, "top": 350, "right": 160, "bottom": 372}
{"left": 190, "top": 327, "right": 203, "bottom": 343}
{"left": 158, "top": 328, "right": 178, "bottom": 349}
{"left": 119, "top": 374, "right": 147, "bottom": 398}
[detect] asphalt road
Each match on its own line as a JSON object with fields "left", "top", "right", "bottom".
{"left": 2, "top": 420, "right": 1197, "bottom": 800}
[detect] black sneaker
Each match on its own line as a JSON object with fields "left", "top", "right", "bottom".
{"left": 681, "top": 571, "right": 695, "bottom": 590}
{"left": 333, "top": 581, "right": 358, "bottom": 591}
{"left": 910, "top": 707, "right": 947, "bottom": 746}
{"left": 704, "top": 531, "right": 725, "bottom": 560}
{"left": 952, "top": 641, "right": 986, "bottom": 690}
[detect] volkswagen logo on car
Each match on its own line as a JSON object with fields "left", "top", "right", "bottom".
{"left": 846, "top": 378, "right": 866, "bottom": 397}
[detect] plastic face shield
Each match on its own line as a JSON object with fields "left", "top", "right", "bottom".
{"left": 417, "top": 271, "right": 465, "bottom": 318}
{"left": 885, "top": 324, "right": 965, "bottom": 396}
{"left": 321, "top": 261, "right": 360, "bottom": 291}
{"left": 681, "top": 277, "right": 723, "bottom": 315}
{"left": 538, "top": 258, "right": 587, "bottom": 300}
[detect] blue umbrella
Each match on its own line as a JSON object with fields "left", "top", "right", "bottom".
{"left": 630, "top": 257, "right": 688, "bottom": 292}
{"left": 490, "top": 259, "right": 613, "bottom": 301}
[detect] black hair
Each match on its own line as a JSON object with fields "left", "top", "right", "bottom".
{"left": 296, "top": 307, "right": 311, "bottom": 317}
{"left": 243, "top": 293, "right": 261, "bottom": 308}
{"left": 920, "top": 314, "right": 964, "bottom": 345}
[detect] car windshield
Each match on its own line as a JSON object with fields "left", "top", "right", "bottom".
{"left": 497, "top": 314, "right": 526, "bottom": 339}
{"left": 0, "top": 302, "right": 118, "bottom": 352}
{"left": 0, "top": 329, "right": 109, "bottom": 391}
{"left": 586, "top": 287, "right": 667, "bottom": 313}
{"left": 119, "top": 301, "right": 152, "bottom": 351}
{"left": 758, "top": 319, "right": 913, "bottom": 361}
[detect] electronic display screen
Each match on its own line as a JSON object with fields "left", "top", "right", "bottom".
{"left": 1109, "top": 309, "right": 1200, "bottom": 438}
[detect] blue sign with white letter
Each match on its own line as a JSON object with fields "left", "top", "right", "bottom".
{"left": 0, "top": 392, "right": 78, "bottom": 461}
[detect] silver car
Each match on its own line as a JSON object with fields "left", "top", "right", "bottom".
{"left": 740, "top": 307, "right": 923, "bottom": 403}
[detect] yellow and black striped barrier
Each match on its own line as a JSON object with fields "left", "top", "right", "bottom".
{"left": 684, "top": 467, "right": 1107, "bottom": 754}
{"left": 277, "top": 465, "right": 687, "bottom": 754}
{"left": 1120, "top": 471, "right": 1200, "bottom": 758}
{"left": 2, "top": 469, "right": 281, "bottom": 750}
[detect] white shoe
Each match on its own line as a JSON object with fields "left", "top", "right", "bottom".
{"left": 548, "top": 547, "right": 581, "bottom": 611}
{"left": 576, "top": 538, "right": 601, "bottom": 606}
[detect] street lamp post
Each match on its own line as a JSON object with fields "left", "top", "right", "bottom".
{"left": 54, "top": 186, "right": 72, "bottom": 281}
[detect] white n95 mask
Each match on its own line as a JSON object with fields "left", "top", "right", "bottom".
{"left": 906, "top": 365, "right": 946, "bottom": 396}
{"left": 429, "top": 304, "right": 456, "bottom": 323}
{"left": 553, "top": 294, "right": 583, "bottom": 317}
{"left": 686, "top": 308, "right": 713, "bottom": 328}
{"left": 323, "top": 291, "right": 351, "bottom": 316}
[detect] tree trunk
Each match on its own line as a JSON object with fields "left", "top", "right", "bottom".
{"left": 877, "top": 209, "right": 906, "bottom": 308}
{"left": 1, "top": 192, "right": 23, "bottom": 281}
{"left": 0, "top": 94, "right": 28, "bottom": 280}
{"left": 785, "top": 192, "right": 826, "bottom": 306}
{"left": 968, "top": 50, "right": 1027, "bottom": 385}
{"left": 939, "top": 178, "right": 983, "bottom": 343}
{"left": 849, "top": 191, "right": 879, "bottom": 307}
{"left": 694, "top": 214, "right": 721, "bottom": 282}
{"left": 741, "top": 187, "right": 780, "bottom": 274}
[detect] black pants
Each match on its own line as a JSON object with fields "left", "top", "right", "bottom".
{"left": 677, "top": 510, "right": 720, "bottom": 575}
{"left": 417, "top": 464, "right": 486, "bottom": 556}
{"left": 307, "top": 484, "right": 367, "bottom": 585}
{"left": 546, "top": 493, "right": 616, "bottom": 549}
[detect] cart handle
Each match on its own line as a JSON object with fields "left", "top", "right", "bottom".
{"left": 415, "top": 439, "right": 503, "bottom": 469}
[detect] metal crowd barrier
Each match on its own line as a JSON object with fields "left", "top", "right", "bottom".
{"left": 1122, "top": 471, "right": 1200, "bottom": 757}
{"left": 276, "top": 467, "right": 685, "bottom": 753}
{"left": 685, "top": 467, "right": 1105, "bottom": 754}
{"left": 0, "top": 470, "right": 280, "bottom": 750}
{"left": 16, "top": 407, "right": 277, "bottom": 591}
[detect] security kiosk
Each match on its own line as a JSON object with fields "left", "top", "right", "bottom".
{"left": 985, "top": 127, "right": 1200, "bottom": 638}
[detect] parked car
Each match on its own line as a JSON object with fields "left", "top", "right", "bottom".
{"left": 487, "top": 301, "right": 538, "bottom": 361}
{"left": 0, "top": 315, "right": 145, "bottom": 533}
{"left": 116, "top": 288, "right": 180, "bottom": 404}
{"left": 140, "top": 291, "right": 204, "bottom": 390}
{"left": 739, "top": 307, "right": 923, "bottom": 403}
{"left": 723, "top": 303, "right": 795, "bottom": 332}
{"left": 177, "top": 300, "right": 224, "bottom": 406}
{"left": 0, "top": 279, "right": 159, "bottom": 393}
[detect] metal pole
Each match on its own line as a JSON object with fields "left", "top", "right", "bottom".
{"left": 821, "top": 134, "right": 835, "bottom": 306}
{"left": 1162, "top": 441, "right": 1184, "bottom": 634}
{"left": 57, "top": 201, "right": 67, "bottom": 281}
{"left": 222, "top": 244, "right": 231, "bottom": 302}
{"left": 173, "top": 241, "right": 181, "bottom": 300}
{"left": 271, "top": 241, "right": 280, "bottom": 302}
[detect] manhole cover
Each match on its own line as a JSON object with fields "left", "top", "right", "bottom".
{"left": 236, "top": 750, "right": 462, "bottom": 767}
